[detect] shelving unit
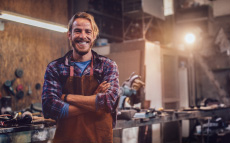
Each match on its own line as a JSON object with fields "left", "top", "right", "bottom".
{"left": 175, "top": 4, "right": 214, "bottom": 36}
{"left": 87, "top": 0, "right": 123, "bottom": 42}
{"left": 122, "top": 0, "right": 165, "bottom": 41}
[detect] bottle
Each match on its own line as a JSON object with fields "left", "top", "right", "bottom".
{"left": 1, "top": 96, "right": 12, "bottom": 114}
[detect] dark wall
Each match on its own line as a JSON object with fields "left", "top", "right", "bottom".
{"left": 0, "top": 0, "right": 69, "bottom": 111}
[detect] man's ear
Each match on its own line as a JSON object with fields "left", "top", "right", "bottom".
{"left": 92, "top": 35, "right": 96, "bottom": 43}
{"left": 67, "top": 31, "right": 71, "bottom": 40}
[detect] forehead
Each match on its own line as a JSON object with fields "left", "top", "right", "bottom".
{"left": 72, "top": 18, "right": 92, "bottom": 29}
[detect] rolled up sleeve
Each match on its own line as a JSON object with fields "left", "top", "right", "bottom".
{"left": 42, "top": 63, "right": 67, "bottom": 120}
{"left": 95, "top": 60, "right": 119, "bottom": 113}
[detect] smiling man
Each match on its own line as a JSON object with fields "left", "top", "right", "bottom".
{"left": 42, "top": 12, "right": 119, "bottom": 143}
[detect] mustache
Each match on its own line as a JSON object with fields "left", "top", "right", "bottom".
{"left": 73, "top": 38, "right": 91, "bottom": 43}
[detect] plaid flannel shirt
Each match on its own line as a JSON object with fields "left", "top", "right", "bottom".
{"left": 42, "top": 50, "right": 119, "bottom": 127}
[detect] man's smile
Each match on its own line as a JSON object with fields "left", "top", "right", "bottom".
{"left": 74, "top": 40, "right": 90, "bottom": 47}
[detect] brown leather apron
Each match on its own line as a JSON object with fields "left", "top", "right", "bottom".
{"left": 53, "top": 57, "right": 113, "bottom": 143}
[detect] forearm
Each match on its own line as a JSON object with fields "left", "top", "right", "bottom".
{"left": 67, "top": 104, "right": 89, "bottom": 118}
{"left": 64, "top": 94, "right": 97, "bottom": 111}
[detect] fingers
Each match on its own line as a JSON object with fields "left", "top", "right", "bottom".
{"left": 99, "top": 81, "right": 110, "bottom": 92}
{"left": 94, "top": 81, "right": 111, "bottom": 94}
{"left": 101, "top": 83, "right": 111, "bottom": 92}
{"left": 61, "top": 94, "right": 65, "bottom": 101}
{"left": 101, "top": 81, "right": 107, "bottom": 84}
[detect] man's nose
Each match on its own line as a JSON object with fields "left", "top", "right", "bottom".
{"left": 79, "top": 32, "right": 86, "bottom": 38}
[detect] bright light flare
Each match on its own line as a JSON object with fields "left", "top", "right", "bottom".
{"left": 185, "top": 33, "right": 196, "bottom": 44}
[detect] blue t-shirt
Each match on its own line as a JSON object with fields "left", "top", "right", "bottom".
{"left": 74, "top": 60, "right": 91, "bottom": 76}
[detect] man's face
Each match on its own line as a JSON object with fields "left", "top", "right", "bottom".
{"left": 68, "top": 18, "right": 95, "bottom": 56}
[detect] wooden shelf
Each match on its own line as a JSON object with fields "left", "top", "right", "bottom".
{"left": 176, "top": 5, "right": 211, "bottom": 23}
{"left": 177, "top": 17, "right": 209, "bottom": 24}
{"left": 212, "top": 67, "right": 230, "bottom": 72}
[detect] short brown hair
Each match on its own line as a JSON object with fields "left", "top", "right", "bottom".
{"left": 68, "top": 12, "right": 99, "bottom": 38}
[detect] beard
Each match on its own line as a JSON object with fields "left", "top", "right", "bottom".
{"left": 71, "top": 39, "right": 93, "bottom": 56}
{"left": 72, "top": 43, "right": 89, "bottom": 56}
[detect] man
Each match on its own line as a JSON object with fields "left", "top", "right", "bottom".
{"left": 42, "top": 12, "right": 119, "bottom": 143}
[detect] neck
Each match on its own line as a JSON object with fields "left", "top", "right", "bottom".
{"left": 72, "top": 50, "right": 92, "bottom": 62}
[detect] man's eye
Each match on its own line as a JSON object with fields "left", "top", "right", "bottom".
{"left": 86, "top": 31, "right": 92, "bottom": 34}
{"left": 74, "top": 30, "right": 81, "bottom": 33}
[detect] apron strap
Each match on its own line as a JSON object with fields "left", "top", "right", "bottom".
{"left": 70, "top": 66, "right": 74, "bottom": 77}
{"left": 90, "top": 55, "right": 94, "bottom": 76}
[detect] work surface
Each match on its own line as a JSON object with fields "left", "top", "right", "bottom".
{"left": 115, "top": 107, "right": 230, "bottom": 129}
{"left": 0, "top": 107, "right": 230, "bottom": 142}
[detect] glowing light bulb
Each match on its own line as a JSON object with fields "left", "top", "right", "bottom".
{"left": 185, "top": 33, "right": 196, "bottom": 44}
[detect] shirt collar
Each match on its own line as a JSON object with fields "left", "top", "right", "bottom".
{"left": 64, "top": 50, "right": 100, "bottom": 66}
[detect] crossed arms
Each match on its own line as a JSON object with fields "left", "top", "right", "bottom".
{"left": 42, "top": 60, "right": 119, "bottom": 120}
{"left": 61, "top": 81, "right": 110, "bottom": 118}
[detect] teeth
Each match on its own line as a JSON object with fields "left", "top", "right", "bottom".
{"left": 78, "top": 42, "right": 87, "bottom": 44}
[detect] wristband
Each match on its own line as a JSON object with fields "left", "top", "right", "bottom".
{"left": 64, "top": 94, "right": 69, "bottom": 102}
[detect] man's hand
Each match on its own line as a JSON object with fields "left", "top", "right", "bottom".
{"left": 94, "top": 81, "right": 111, "bottom": 94}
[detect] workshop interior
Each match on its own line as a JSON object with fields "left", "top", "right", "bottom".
{"left": 1, "top": 0, "right": 230, "bottom": 143}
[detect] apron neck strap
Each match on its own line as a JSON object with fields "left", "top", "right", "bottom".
{"left": 70, "top": 55, "right": 94, "bottom": 77}
{"left": 90, "top": 55, "right": 94, "bottom": 76}
{"left": 70, "top": 66, "right": 74, "bottom": 77}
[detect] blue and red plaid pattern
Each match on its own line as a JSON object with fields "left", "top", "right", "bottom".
{"left": 42, "top": 50, "right": 119, "bottom": 127}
